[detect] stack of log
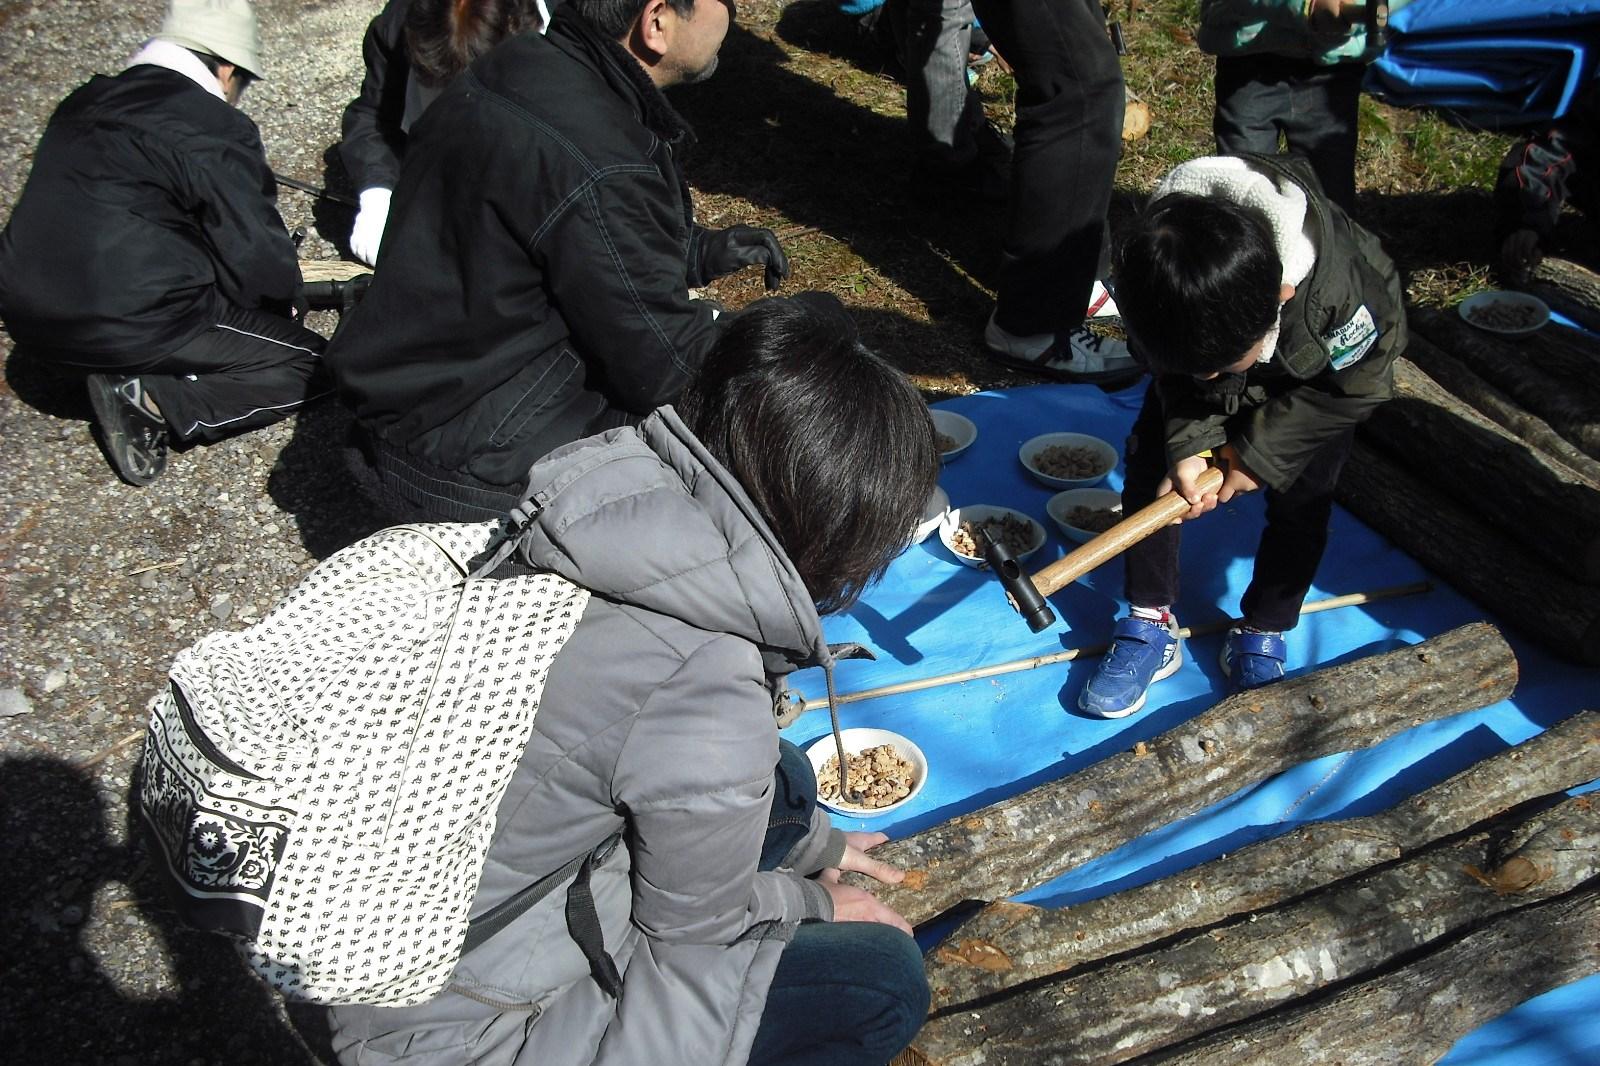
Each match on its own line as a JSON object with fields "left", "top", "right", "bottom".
{"left": 859, "top": 625, "right": 1600, "bottom": 1064}
{"left": 1334, "top": 258, "right": 1600, "bottom": 664}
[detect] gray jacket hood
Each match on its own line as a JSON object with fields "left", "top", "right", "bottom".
{"left": 509, "top": 407, "right": 832, "bottom": 672}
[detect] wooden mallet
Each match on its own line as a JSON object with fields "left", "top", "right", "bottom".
{"left": 984, "top": 466, "right": 1226, "bottom": 631}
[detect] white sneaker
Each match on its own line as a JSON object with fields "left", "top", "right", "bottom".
{"left": 983, "top": 312, "right": 1053, "bottom": 361}
{"left": 986, "top": 314, "right": 1140, "bottom": 385}
{"left": 1086, "top": 278, "right": 1120, "bottom": 320}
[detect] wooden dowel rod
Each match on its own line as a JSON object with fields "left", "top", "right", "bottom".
{"left": 789, "top": 581, "right": 1431, "bottom": 715}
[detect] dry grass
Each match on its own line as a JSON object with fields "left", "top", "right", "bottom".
{"left": 677, "top": 0, "right": 1520, "bottom": 396}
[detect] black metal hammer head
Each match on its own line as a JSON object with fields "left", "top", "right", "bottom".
{"left": 981, "top": 528, "right": 1056, "bottom": 632}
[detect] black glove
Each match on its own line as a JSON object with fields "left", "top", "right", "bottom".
{"left": 697, "top": 225, "right": 791, "bottom": 291}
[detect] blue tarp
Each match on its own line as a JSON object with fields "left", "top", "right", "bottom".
{"left": 780, "top": 381, "right": 1600, "bottom": 1064}
{"left": 1368, "top": 0, "right": 1600, "bottom": 125}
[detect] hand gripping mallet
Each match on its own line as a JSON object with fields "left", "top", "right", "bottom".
{"left": 983, "top": 466, "right": 1226, "bottom": 631}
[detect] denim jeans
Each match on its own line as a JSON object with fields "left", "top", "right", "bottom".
{"left": 970, "top": 0, "right": 1123, "bottom": 336}
{"left": 751, "top": 740, "right": 931, "bottom": 1066}
{"left": 1120, "top": 383, "right": 1356, "bottom": 633}
{"left": 1214, "top": 53, "right": 1364, "bottom": 213}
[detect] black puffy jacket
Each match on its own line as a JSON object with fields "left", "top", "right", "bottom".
{"left": 0, "top": 65, "right": 299, "bottom": 358}
{"left": 326, "top": 9, "right": 722, "bottom": 489}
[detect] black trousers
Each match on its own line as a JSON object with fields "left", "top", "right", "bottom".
{"left": 969, "top": 0, "right": 1123, "bottom": 336}
{"left": 53, "top": 302, "right": 328, "bottom": 444}
{"left": 1213, "top": 53, "right": 1364, "bottom": 213}
{"left": 1120, "top": 385, "right": 1355, "bottom": 633}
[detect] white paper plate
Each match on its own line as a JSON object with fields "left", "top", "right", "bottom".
{"left": 1457, "top": 291, "right": 1550, "bottom": 337}
{"left": 938, "top": 504, "right": 1046, "bottom": 569}
{"left": 1019, "top": 432, "right": 1118, "bottom": 489}
{"left": 805, "top": 728, "right": 928, "bottom": 816}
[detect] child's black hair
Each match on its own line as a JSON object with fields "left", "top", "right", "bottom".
{"left": 1113, "top": 193, "right": 1283, "bottom": 376}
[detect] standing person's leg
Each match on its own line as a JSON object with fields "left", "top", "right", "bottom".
{"left": 1119, "top": 390, "right": 1181, "bottom": 611}
{"left": 1226, "top": 426, "right": 1356, "bottom": 689}
{"left": 1080, "top": 387, "right": 1184, "bottom": 718}
{"left": 1213, "top": 54, "right": 1291, "bottom": 159}
{"left": 747, "top": 920, "right": 929, "bottom": 1066}
{"left": 1239, "top": 426, "right": 1354, "bottom": 633}
{"left": 898, "top": 0, "right": 987, "bottom": 170}
{"left": 1279, "top": 63, "right": 1363, "bottom": 213}
{"left": 971, "top": 0, "right": 1123, "bottom": 339}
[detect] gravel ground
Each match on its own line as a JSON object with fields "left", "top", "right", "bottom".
{"left": 2, "top": 2, "right": 386, "bottom": 1062}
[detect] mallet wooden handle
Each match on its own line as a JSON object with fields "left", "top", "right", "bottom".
{"left": 1030, "top": 465, "right": 1225, "bottom": 598}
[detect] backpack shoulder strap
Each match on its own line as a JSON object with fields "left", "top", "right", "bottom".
{"left": 457, "top": 832, "right": 624, "bottom": 998}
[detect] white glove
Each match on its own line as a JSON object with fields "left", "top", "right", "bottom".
{"left": 349, "top": 187, "right": 392, "bottom": 266}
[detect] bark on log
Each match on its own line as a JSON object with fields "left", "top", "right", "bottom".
{"left": 917, "top": 711, "right": 1600, "bottom": 1018}
{"left": 1146, "top": 884, "right": 1600, "bottom": 1066}
{"left": 1527, "top": 255, "right": 1600, "bottom": 335}
{"left": 848, "top": 624, "right": 1518, "bottom": 924}
{"left": 1336, "top": 440, "right": 1600, "bottom": 665}
{"left": 1360, "top": 358, "right": 1600, "bottom": 580}
{"left": 902, "top": 795, "right": 1600, "bottom": 1066}
{"left": 1410, "top": 306, "right": 1600, "bottom": 459}
{"left": 1403, "top": 331, "right": 1600, "bottom": 485}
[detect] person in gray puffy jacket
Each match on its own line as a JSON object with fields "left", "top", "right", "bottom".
{"left": 328, "top": 292, "right": 939, "bottom": 1066}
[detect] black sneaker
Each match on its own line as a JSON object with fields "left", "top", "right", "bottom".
{"left": 86, "top": 374, "right": 168, "bottom": 486}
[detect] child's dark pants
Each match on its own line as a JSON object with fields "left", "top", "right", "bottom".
{"left": 1121, "top": 385, "right": 1356, "bottom": 633}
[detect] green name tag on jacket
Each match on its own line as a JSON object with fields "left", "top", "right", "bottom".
{"left": 1327, "top": 304, "right": 1379, "bottom": 371}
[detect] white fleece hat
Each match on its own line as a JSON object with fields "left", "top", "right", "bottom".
{"left": 156, "top": 0, "right": 264, "bottom": 79}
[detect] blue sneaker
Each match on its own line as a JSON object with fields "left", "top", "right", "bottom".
{"left": 1078, "top": 615, "right": 1183, "bottom": 719}
{"left": 1220, "top": 627, "right": 1287, "bottom": 691}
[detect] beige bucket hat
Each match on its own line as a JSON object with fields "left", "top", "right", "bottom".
{"left": 156, "top": 0, "right": 264, "bottom": 79}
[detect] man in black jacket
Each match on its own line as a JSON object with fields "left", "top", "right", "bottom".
{"left": 0, "top": 0, "right": 326, "bottom": 486}
{"left": 327, "top": 0, "right": 790, "bottom": 522}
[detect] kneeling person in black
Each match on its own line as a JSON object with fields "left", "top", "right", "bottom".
{"left": 0, "top": 0, "right": 327, "bottom": 485}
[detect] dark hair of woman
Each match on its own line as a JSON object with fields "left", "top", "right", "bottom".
{"left": 1113, "top": 192, "right": 1283, "bottom": 376}
{"left": 405, "top": 0, "right": 545, "bottom": 88}
{"left": 567, "top": 0, "right": 698, "bottom": 41}
{"left": 678, "top": 293, "right": 940, "bottom": 615}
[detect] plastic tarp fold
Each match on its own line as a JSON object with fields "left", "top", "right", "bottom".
{"left": 1366, "top": 0, "right": 1600, "bottom": 125}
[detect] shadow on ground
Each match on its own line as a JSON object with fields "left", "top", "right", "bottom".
{"left": 0, "top": 755, "right": 334, "bottom": 1066}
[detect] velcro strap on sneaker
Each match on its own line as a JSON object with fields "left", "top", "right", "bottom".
{"left": 1232, "top": 630, "right": 1286, "bottom": 663}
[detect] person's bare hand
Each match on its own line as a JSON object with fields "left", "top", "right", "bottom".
{"left": 1157, "top": 454, "right": 1218, "bottom": 521}
{"left": 1215, "top": 443, "right": 1263, "bottom": 504}
{"left": 831, "top": 831, "right": 904, "bottom": 887}
{"left": 820, "top": 880, "right": 914, "bottom": 935}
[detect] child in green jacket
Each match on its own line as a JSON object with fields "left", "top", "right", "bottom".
{"left": 1079, "top": 154, "right": 1402, "bottom": 719}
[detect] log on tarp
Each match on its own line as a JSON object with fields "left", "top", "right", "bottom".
{"left": 1360, "top": 357, "right": 1600, "bottom": 580}
{"left": 916, "top": 711, "right": 1600, "bottom": 1021}
{"left": 901, "top": 795, "right": 1600, "bottom": 1066}
{"left": 298, "top": 258, "right": 372, "bottom": 283}
{"left": 1526, "top": 255, "right": 1600, "bottom": 335}
{"left": 846, "top": 624, "right": 1518, "bottom": 925}
{"left": 1148, "top": 884, "right": 1600, "bottom": 1066}
{"left": 1403, "top": 330, "right": 1600, "bottom": 486}
{"left": 1410, "top": 305, "right": 1600, "bottom": 460}
{"left": 1336, "top": 440, "right": 1600, "bottom": 666}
